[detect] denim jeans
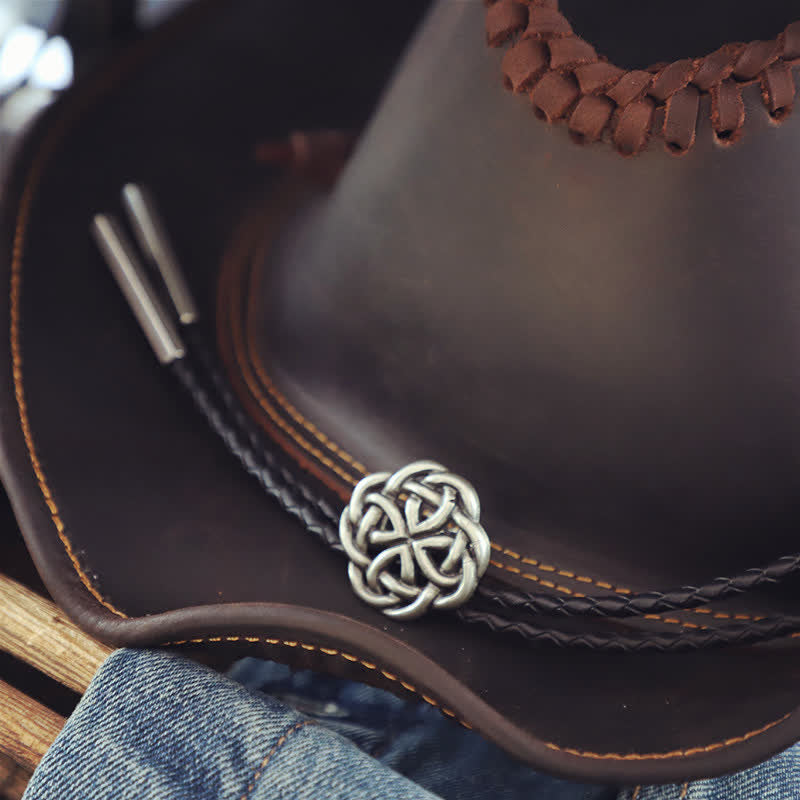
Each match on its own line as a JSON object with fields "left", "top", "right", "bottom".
{"left": 24, "top": 649, "right": 442, "bottom": 800}
{"left": 22, "top": 648, "right": 800, "bottom": 799}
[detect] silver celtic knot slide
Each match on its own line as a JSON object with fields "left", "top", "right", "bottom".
{"left": 339, "top": 461, "right": 491, "bottom": 620}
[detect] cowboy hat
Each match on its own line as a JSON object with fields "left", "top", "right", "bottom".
{"left": 4, "top": 0, "right": 800, "bottom": 785}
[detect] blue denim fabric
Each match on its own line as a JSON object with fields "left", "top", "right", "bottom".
{"left": 23, "top": 649, "right": 442, "bottom": 800}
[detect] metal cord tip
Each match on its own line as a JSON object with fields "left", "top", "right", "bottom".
{"left": 91, "top": 213, "right": 186, "bottom": 364}
{"left": 121, "top": 183, "right": 199, "bottom": 326}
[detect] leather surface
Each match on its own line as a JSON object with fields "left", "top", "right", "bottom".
{"left": 3, "top": 0, "right": 800, "bottom": 785}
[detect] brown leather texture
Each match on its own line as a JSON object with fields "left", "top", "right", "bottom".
{"left": 3, "top": 0, "right": 800, "bottom": 786}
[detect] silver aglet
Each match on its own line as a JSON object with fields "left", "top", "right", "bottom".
{"left": 91, "top": 214, "right": 186, "bottom": 364}
{"left": 121, "top": 183, "right": 199, "bottom": 325}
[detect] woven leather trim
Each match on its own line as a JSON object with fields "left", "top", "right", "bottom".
{"left": 486, "top": 0, "right": 800, "bottom": 155}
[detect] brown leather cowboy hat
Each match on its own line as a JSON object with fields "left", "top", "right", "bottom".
{"left": 5, "top": 0, "right": 800, "bottom": 785}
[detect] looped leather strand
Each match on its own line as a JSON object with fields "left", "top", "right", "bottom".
{"left": 486, "top": 1, "right": 800, "bottom": 156}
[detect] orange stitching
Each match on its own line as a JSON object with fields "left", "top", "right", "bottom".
{"left": 241, "top": 235, "right": 367, "bottom": 477}
{"left": 680, "top": 783, "right": 689, "bottom": 799}
{"left": 240, "top": 721, "right": 312, "bottom": 800}
{"left": 632, "top": 788, "right": 641, "bottom": 800}
{"left": 691, "top": 608, "right": 766, "bottom": 622}
{"left": 8, "top": 0, "right": 224, "bottom": 620}
{"left": 490, "top": 559, "right": 583, "bottom": 597}
{"left": 9, "top": 99, "right": 128, "bottom": 618}
{"left": 543, "top": 713, "right": 791, "bottom": 761}
{"left": 225, "top": 244, "right": 361, "bottom": 488}
{"left": 166, "top": 635, "right": 792, "bottom": 763}
{"left": 244, "top": 281, "right": 367, "bottom": 475}
{"left": 642, "top": 614, "right": 701, "bottom": 630}
{"left": 491, "top": 544, "right": 633, "bottom": 594}
{"left": 163, "top": 635, "right": 470, "bottom": 728}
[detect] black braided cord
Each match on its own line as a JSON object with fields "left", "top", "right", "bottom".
{"left": 475, "top": 554, "right": 800, "bottom": 618}
{"left": 171, "top": 341, "right": 800, "bottom": 652}
{"left": 456, "top": 607, "right": 800, "bottom": 653}
{"left": 184, "top": 329, "right": 342, "bottom": 530}
{"left": 170, "top": 356, "right": 342, "bottom": 552}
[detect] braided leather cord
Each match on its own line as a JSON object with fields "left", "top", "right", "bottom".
{"left": 185, "top": 334, "right": 800, "bottom": 621}
{"left": 190, "top": 332, "right": 800, "bottom": 623}
{"left": 486, "top": 0, "right": 800, "bottom": 155}
{"left": 457, "top": 606, "right": 800, "bottom": 652}
{"left": 476, "top": 554, "right": 800, "bottom": 618}
{"left": 170, "top": 340, "right": 800, "bottom": 652}
{"left": 170, "top": 351, "right": 342, "bottom": 552}
{"left": 171, "top": 335, "right": 800, "bottom": 651}
{"left": 184, "top": 328, "right": 342, "bottom": 529}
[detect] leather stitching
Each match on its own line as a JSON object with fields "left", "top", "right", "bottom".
{"left": 163, "top": 635, "right": 467, "bottom": 725}
{"left": 490, "top": 545, "right": 633, "bottom": 594}
{"left": 9, "top": 59, "right": 138, "bottom": 620}
{"left": 164, "top": 635, "right": 793, "bottom": 762}
{"left": 226, "top": 241, "right": 362, "bottom": 488}
{"left": 243, "top": 288, "right": 367, "bottom": 476}
{"left": 240, "top": 721, "right": 314, "bottom": 800}
{"left": 486, "top": 0, "right": 800, "bottom": 155}
{"left": 544, "top": 713, "right": 791, "bottom": 761}
{"left": 239, "top": 226, "right": 368, "bottom": 477}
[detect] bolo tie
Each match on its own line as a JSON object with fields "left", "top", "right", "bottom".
{"left": 90, "top": 183, "right": 800, "bottom": 653}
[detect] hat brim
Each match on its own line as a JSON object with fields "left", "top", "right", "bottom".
{"left": 2, "top": 0, "right": 800, "bottom": 785}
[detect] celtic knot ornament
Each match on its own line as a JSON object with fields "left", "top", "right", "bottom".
{"left": 339, "top": 461, "right": 491, "bottom": 620}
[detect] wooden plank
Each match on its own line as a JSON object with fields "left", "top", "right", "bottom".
{"left": 0, "top": 575, "right": 112, "bottom": 694}
{"left": 0, "top": 753, "right": 32, "bottom": 800}
{"left": 0, "top": 680, "right": 64, "bottom": 772}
